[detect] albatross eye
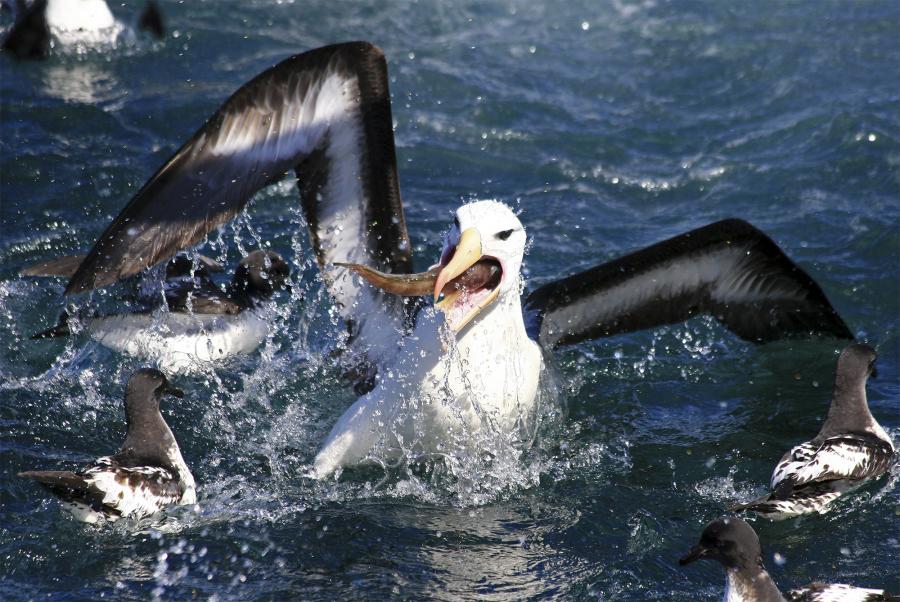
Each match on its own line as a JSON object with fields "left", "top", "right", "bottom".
{"left": 495, "top": 229, "right": 514, "bottom": 241}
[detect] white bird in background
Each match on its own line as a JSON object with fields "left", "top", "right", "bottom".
{"left": 27, "top": 250, "right": 290, "bottom": 374}
{"left": 1, "top": 0, "right": 163, "bottom": 59}
{"left": 25, "top": 42, "right": 853, "bottom": 478}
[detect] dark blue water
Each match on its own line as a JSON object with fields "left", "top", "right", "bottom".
{"left": 2, "top": 1, "right": 898, "bottom": 599}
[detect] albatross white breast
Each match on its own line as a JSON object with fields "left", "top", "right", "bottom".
{"left": 312, "top": 201, "right": 543, "bottom": 475}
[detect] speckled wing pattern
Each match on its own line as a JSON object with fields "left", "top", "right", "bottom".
{"left": 732, "top": 434, "right": 896, "bottom": 518}
{"left": 524, "top": 219, "right": 852, "bottom": 348}
{"left": 772, "top": 435, "right": 896, "bottom": 489}
{"left": 786, "top": 582, "right": 895, "bottom": 602}
{"left": 19, "top": 456, "right": 184, "bottom": 521}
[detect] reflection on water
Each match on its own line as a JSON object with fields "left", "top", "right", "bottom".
{"left": 39, "top": 61, "right": 118, "bottom": 104}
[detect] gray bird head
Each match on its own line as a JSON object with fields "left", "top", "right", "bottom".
{"left": 124, "top": 368, "right": 183, "bottom": 415}
{"left": 836, "top": 343, "right": 878, "bottom": 382}
{"left": 231, "top": 250, "right": 290, "bottom": 299}
{"left": 679, "top": 516, "right": 762, "bottom": 570}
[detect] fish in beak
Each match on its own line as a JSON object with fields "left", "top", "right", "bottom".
{"left": 336, "top": 228, "right": 503, "bottom": 333}
{"left": 431, "top": 228, "right": 501, "bottom": 332}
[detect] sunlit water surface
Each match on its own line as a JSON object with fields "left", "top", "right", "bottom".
{"left": 1, "top": 1, "right": 898, "bottom": 600}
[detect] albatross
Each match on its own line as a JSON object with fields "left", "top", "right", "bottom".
{"left": 33, "top": 42, "right": 852, "bottom": 477}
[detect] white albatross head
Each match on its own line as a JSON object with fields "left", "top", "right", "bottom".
{"left": 337, "top": 200, "right": 528, "bottom": 334}
{"left": 432, "top": 201, "right": 526, "bottom": 331}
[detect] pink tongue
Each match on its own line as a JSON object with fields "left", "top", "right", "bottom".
{"left": 443, "top": 260, "right": 502, "bottom": 295}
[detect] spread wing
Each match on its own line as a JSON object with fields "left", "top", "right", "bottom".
{"left": 63, "top": 41, "right": 412, "bottom": 358}
{"left": 524, "top": 219, "right": 852, "bottom": 348}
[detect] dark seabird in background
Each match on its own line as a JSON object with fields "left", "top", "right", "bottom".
{"left": 680, "top": 516, "right": 898, "bottom": 601}
{"left": 30, "top": 42, "right": 852, "bottom": 475}
{"left": 18, "top": 368, "right": 195, "bottom": 523}
{"left": 731, "top": 343, "right": 895, "bottom": 518}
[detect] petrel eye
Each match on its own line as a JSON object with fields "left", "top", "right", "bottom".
{"left": 495, "top": 229, "right": 514, "bottom": 241}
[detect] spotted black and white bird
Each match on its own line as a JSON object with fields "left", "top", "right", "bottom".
{"left": 30, "top": 250, "right": 290, "bottom": 373}
{"left": 731, "top": 343, "right": 896, "bottom": 519}
{"left": 679, "top": 516, "right": 898, "bottom": 601}
{"left": 31, "top": 42, "right": 853, "bottom": 476}
{"left": 18, "top": 368, "right": 195, "bottom": 524}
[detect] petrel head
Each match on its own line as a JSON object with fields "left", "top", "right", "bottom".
{"left": 125, "top": 368, "right": 184, "bottom": 414}
{"left": 232, "top": 250, "right": 290, "bottom": 299}
{"left": 836, "top": 342, "right": 878, "bottom": 381}
{"left": 679, "top": 516, "right": 762, "bottom": 570}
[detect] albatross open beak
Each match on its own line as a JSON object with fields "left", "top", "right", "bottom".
{"left": 433, "top": 228, "right": 500, "bottom": 332}
{"left": 336, "top": 228, "right": 503, "bottom": 333}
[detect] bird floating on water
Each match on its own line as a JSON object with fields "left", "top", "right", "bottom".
{"left": 1, "top": 0, "right": 163, "bottom": 59}
{"left": 18, "top": 368, "right": 195, "bottom": 523}
{"left": 679, "top": 516, "right": 898, "bottom": 601}
{"left": 31, "top": 42, "right": 852, "bottom": 476}
{"left": 731, "top": 343, "right": 896, "bottom": 519}
{"left": 28, "top": 250, "right": 289, "bottom": 373}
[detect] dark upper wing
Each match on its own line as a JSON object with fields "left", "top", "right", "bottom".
{"left": 65, "top": 42, "right": 411, "bottom": 291}
{"left": 22, "top": 253, "right": 223, "bottom": 279}
{"left": 64, "top": 41, "right": 412, "bottom": 359}
{"left": 524, "top": 219, "right": 852, "bottom": 348}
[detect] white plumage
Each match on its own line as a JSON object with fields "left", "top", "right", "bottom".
{"left": 313, "top": 201, "right": 543, "bottom": 476}
{"left": 89, "top": 310, "right": 270, "bottom": 374}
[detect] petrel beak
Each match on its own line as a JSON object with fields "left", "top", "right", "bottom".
{"left": 678, "top": 545, "right": 708, "bottom": 566}
{"left": 162, "top": 384, "right": 184, "bottom": 398}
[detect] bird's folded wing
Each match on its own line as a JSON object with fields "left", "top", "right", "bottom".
{"left": 165, "top": 281, "right": 242, "bottom": 315}
{"left": 21, "top": 254, "right": 87, "bottom": 278}
{"left": 786, "top": 435, "right": 895, "bottom": 488}
{"left": 63, "top": 41, "right": 412, "bottom": 358}
{"left": 524, "top": 219, "right": 852, "bottom": 348}
{"left": 785, "top": 583, "right": 889, "bottom": 602}
{"left": 17, "top": 469, "right": 107, "bottom": 508}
